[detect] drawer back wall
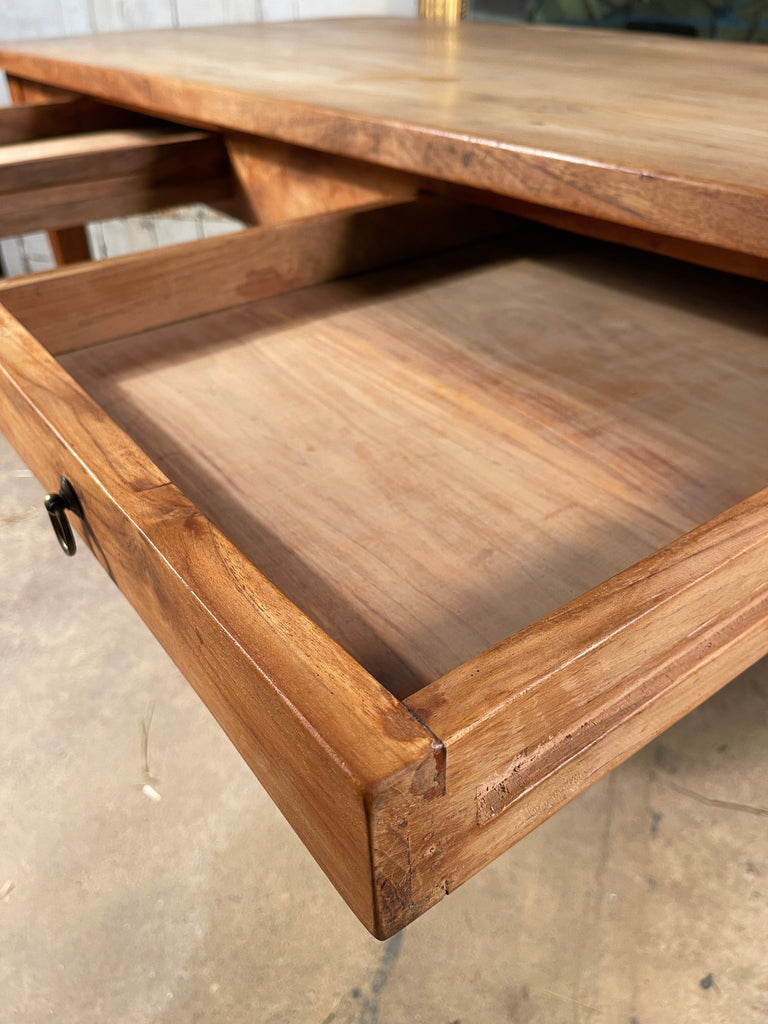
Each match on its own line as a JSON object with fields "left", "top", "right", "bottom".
{"left": 0, "top": 0, "right": 417, "bottom": 276}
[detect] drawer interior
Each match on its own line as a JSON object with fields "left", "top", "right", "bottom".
{"left": 51, "top": 226, "right": 767, "bottom": 699}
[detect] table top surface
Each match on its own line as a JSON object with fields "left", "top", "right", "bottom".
{"left": 2, "top": 19, "right": 767, "bottom": 251}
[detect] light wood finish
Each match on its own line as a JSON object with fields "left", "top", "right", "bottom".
{"left": 2, "top": 21, "right": 768, "bottom": 255}
{"left": 0, "top": 198, "right": 508, "bottom": 353}
{"left": 0, "top": 127, "right": 231, "bottom": 237}
{"left": 2, "top": 22, "right": 768, "bottom": 939}
{"left": 6, "top": 75, "right": 91, "bottom": 266}
{"left": 220, "top": 138, "right": 768, "bottom": 279}
{"left": 0, "top": 302, "right": 443, "bottom": 939}
{"left": 405, "top": 489, "right": 768, "bottom": 904}
{"left": 59, "top": 234, "right": 768, "bottom": 698}
{"left": 225, "top": 134, "right": 415, "bottom": 225}
{"left": 0, "top": 128, "right": 224, "bottom": 195}
{"left": 48, "top": 230, "right": 767, "bottom": 930}
{"left": 1, "top": 79, "right": 230, "bottom": 266}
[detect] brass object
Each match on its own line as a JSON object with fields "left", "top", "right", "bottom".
{"left": 419, "top": 0, "right": 466, "bottom": 25}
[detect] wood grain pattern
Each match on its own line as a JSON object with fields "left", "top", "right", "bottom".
{"left": 2, "top": 21, "right": 768, "bottom": 254}
{"left": 0, "top": 127, "right": 232, "bottom": 236}
{"left": 0, "top": 172, "right": 233, "bottom": 237}
{"left": 404, "top": 488, "right": 768, "bottom": 908}
{"left": 0, "top": 303, "right": 442, "bottom": 938}
{"left": 225, "top": 133, "right": 415, "bottom": 224}
{"left": 0, "top": 198, "right": 509, "bottom": 352}
{"left": 60, "top": 233, "right": 768, "bottom": 699}
{"left": 1, "top": 78, "right": 230, "bottom": 268}
{"left": 5, "top": 74, "right": 90, "bottom": 267}
{"left": 0, "top": 127, "right": 225, "bottom": 194}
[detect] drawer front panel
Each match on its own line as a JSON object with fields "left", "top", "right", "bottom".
{"left": 0, "top": 304, "right": 440, "bottom": 937}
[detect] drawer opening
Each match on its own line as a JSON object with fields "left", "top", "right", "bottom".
{"left": 0, "top": 128, "right": 235, "bottom": 242}
{"left": 42, "top": 223, "right": 767, "bottom": 700}
{"left": 0, "top": 95, "right": 243, "bottom": 276}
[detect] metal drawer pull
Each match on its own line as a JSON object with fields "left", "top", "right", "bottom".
{"left": 44, "top": 477, "right": 84, "bottom": 557}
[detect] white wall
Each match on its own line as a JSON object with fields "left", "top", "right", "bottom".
{"left": 0, "top": 0, "right": 416, "bottom": 275}
{"left": 0, "top": 0, "right": 416, "bottom": 38}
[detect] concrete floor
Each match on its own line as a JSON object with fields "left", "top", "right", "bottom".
{"left": 2, "top": 431, "right": 767, "bottom": 1024}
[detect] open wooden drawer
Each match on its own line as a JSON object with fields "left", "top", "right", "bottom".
{"left": 1, "top": 193, "right": 767, "bottom": 938}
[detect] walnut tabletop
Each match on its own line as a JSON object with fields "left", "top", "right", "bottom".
{"left": 1, "top": 19, "right": 767, "bottom": 256}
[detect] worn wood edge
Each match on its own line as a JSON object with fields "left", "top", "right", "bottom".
{"left": 0, "top": 305, "right": 445, "bottom": 935}
{"left": 471, "top": 586, "right": 768, "bottom": 828}
{"left": 208, "top": 130, "right": 768, "bottom": 279}
{"left": 408, "top": 486, "right": 768, "bottom": 736}
{"left": 1, "top": 47, "right": 767, "bottom": 257}
{"left": 398, "top": 489, "right": 768, "bottom": 911}
{"left": 403, "top": 583, "right": 768, "bottom": 907}
{"left": 5, "top": 72, "right": 763, "bottom": 280}
{"left": 365, "top": 733, "right": 447, "bottom": 938}
{"left": 0, "top": 197, "right": 511, "bottom": 353}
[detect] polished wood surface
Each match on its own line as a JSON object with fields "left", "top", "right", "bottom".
{"left": 0, "top": 303, "right": 441, "bottom": 939}
{"left": 61, "top": 231, "right": 768, "bottom": 698}
{"left": 0, "top": 198, "right": 507, "bottom": 352}
{"left": 1, "top": 21, "right": 767, "bottom": 255}
{"left": 225, "top": 134, "right": 415, "bottom": 225}
{"left": 2, "top": 23, "right": 768, "bottom": 936}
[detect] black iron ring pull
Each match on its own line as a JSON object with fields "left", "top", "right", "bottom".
{"left": 44, "top": 477, "right": 84, "bottom": 557}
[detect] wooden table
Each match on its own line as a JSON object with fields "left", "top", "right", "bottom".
{"left": 0, "top": 19, "right": 766, "bottom": 938}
